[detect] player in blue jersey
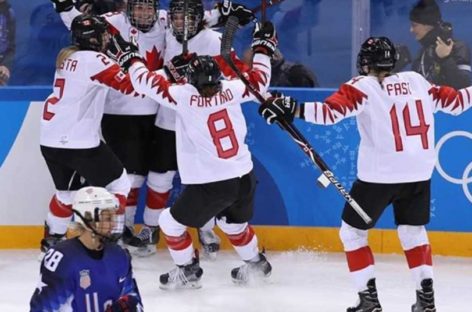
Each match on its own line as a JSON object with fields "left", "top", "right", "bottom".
{"left": 30, "top": 187, "right": 143, "bottom": 312}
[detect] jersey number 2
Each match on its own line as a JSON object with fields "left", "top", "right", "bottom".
{"left": 207, "top": 109, "right": 239, "bottom": 159}
{"left": 389, "top": 100, "right": 430, "bottom": 152}
{"left": 43, "top": 78, "right": 65, "bottom": 121}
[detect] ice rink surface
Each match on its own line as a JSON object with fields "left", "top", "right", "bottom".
{"left": 1, "top": 249, "right": 470, "bottom": 312}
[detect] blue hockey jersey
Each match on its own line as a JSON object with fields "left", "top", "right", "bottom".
{"left": 30, "top": 237, "right": 142, "bottom": 312}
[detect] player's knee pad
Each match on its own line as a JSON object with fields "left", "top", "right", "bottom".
{"left": 339, "top": 221, "right": 368, "bottom": 251}
{"left": 105, "top": 169, "right": 131, "bottom": 197}
{"left": 158, "top": 208, "right": 186, "bottom": 237}
{"left": 127, "top": 174, "right": 145, "bottom": 189}
{"left": 216, "top": 218, "right": 247, "bottom": 235}
{"left": 397, "top": 225, "right": 429, "bottom": 250}
{"left": 147, "top": 170, "right": 176, "bottom": 193}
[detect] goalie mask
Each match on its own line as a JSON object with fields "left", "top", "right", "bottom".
{"left": 72, "top": 187, "right": 124, "bottom": 243}
{"left": 127, "top": 0, "right": 159, "bottom": 33}
{"left": 187, "top": 55, "right": 222, "bottom": 96}
{"left": 357, "top": 36, "right": 397, "bottom": 75}
{"left": 169, "top": 0, "right": 204, "bottom": 42}
{"left": 71, "top": 14, "right": 110, "bottom": 52}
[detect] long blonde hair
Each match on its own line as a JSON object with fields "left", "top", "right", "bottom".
{"left": 56, "top": 46, "right": 79, "bottom": 69}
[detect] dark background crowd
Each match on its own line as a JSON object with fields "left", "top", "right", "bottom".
{"left": 3, "top": 0, "right": 472, "bottom": 88}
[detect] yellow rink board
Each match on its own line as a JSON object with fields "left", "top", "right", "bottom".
{"left": 1, "top": 225, "right": 471, "bottom": 257}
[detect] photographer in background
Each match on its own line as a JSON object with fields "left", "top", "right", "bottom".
{"left": 409, "top": 0, "right": 471, "bottom": 89}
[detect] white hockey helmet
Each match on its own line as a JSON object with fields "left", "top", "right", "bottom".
{"left": 72, "top": 187, "right": 123, "bottom": 241}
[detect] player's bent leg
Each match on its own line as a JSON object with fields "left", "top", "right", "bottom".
{"left": 340, "top": 221, "right": 382, "bottom": 312}
{"left": 198, "top": 217, "right": 221, "bottom": 260}
{"left": 127, "top": 170, "right": 176, "bottom": 256}
{"left": 158, "top": 208, "right": 202, "bottom": 290}
{"left": 397, "top": 225, "right": 435, "bottom": 312}
{"left": 217, "top": 219, "right": 271, "bottom": 284}
{"left": 104, "top": 169, "right": 130, "bottom": 240}
{"left": 122, "top": 174, "right": 146, "bottom": 243}
{"left": 41, "top": 191, "right": 74, "bottom": 259}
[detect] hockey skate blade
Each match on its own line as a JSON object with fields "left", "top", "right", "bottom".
{"left": 231, "top": 270, "right": 272, "bottom": 286}
{"left": 159, "top": 280, "right": 202, "bottom": 291}
{"left": 201, "top": 250, "right": 217, "bottom": 261}
{"left": 126, "top": 245, "right": 157, "bottom": 257}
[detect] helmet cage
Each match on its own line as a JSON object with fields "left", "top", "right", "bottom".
{"left": 72, "top": 187, "right": 124, "bottom": 243}
{"left": 127, "top": 0, "right": 159, "bottom": 32}
{"left": 169, "top": 0, "right": 204, "bottom": 41}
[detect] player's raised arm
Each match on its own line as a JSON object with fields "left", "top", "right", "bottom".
{"left": 259, "top": 81, "right": 368, "bottom": 126}
{"left": 428, "top": 83, "right": 472, "bottom": 116}
{"left": 225, "top": 21, "right": 277, "bottom": 103}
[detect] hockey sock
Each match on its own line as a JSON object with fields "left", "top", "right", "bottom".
{"left": 47, "top": 195, "right": 73, "bottom": 235}
{"left": 398, "top": 225, "right": 433, "bottom": 289}
{"left": 340, "top": 221, "right": 375, "bottom": 291}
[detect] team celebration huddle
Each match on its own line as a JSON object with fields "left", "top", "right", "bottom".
{"left": 26, "top": 0, "right": 471, "bottom": 311}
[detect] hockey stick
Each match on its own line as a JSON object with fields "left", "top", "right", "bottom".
{"left": 220, "top": 16, "right": 372, "bottom": 224}
{"left": 251, "top": 0, "right": 285, "bottom": 15}
{"left": 182, "top": 0, "right": 189, "bottom": 54}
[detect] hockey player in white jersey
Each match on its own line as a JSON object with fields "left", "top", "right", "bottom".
{"left": 137, "top": 0, "right": 255, "bottom": 259}
{"left": 39, "top": 15, "right": 136, "bottom": 254}
{"left": 260, "top": 37, "right": 472, "bottom": 312}
{"left": 107, "top": 20, "right": 277, "bottom": 289}
{"left": 50, "top": 0, "right": 166, "bottom": 251}
{"left": 51, "top": 0, "right": 254, "bottom": 257}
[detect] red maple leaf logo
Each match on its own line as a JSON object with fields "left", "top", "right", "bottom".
{"left": 145, "top": 46, "right": 164, "bottom": 71}
{"left": 242, "top": 65, "right": 269, "bottom": 98}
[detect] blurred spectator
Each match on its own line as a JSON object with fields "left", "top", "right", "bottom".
{"left": 243, "top": 48, "right": 319, "bottom": 88}
{"left": 0, "top": 0, "right": 15, "bottom": 86}
{"left": 9, "top": 3, "right": 70, "bottom": 85}
{"left": 409, "top": 0, "right": 471, "bottom": 88}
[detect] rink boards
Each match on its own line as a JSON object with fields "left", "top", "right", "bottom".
{"left": 0, "top": 87, "right": 471, "bottom": 256}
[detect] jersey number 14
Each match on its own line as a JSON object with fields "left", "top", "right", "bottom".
{"left": 389, "top": 100, "right": 430, "bottom": 152}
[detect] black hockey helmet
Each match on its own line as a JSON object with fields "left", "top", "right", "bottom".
{"left": 187, "top": 55, "right": 222, "bottom": 96}
{"left": 357, "top": 37, "right": 397, "bottom": 75}
{"left": 127, "top": 0, "right": 159, "bottom": 33}
{"left": 169, "top": 0, "right": 204, "bottom": 42}
{"left": 71, "top": 14, "right": 109, "bottom": 52}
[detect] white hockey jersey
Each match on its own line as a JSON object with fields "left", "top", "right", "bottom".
{"left": 155, "top": 27, "right": 250, "bottom": 130}
{"left": 129, "top": 53, "right": 271, "bottom": 184}
{"left": 303, "top": 71, "right": 472, "bottom": 183}
{"left": 40, "top": 51, "right": 135, "bottom": 149}
{"left": 60, "top": 8, "right": 167, "bottom": 115}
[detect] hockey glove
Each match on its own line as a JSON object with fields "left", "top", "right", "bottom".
{"left": 106, "top": 295, "right": 143, "bottom": 312}
{"left": 251, "top": 22, "right": 278, "bottom": 58}
{"left": 217, "top": 1, "right": 255, "bottom": 27}
{"left": 164, "top": 52, "right": 196, "bottom": 83}
{"left": 106, "top": 34, "right": 143, "bottom": 72}
{"left": 50, "top": 0, "right": 75, "bottom": 13}
{"left": 259, "top": 95, "right": 297, "bottom": 125}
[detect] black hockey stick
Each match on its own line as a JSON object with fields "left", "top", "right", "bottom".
{"left": 251, "top": 0, "right": 286, "bottom": 16}
{"left": 220, "top": 16, "right": 372, "bottom": 224}
{"left": 182, "top": 0, "right": 189, "bottom": 54}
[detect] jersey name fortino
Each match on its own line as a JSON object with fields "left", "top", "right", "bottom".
{"left": 189, "top": 89, "right": 234, "bottom": 107}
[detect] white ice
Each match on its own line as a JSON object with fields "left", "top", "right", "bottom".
{"left": 1, "top": 249, "right": 471, "bottom": 312}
